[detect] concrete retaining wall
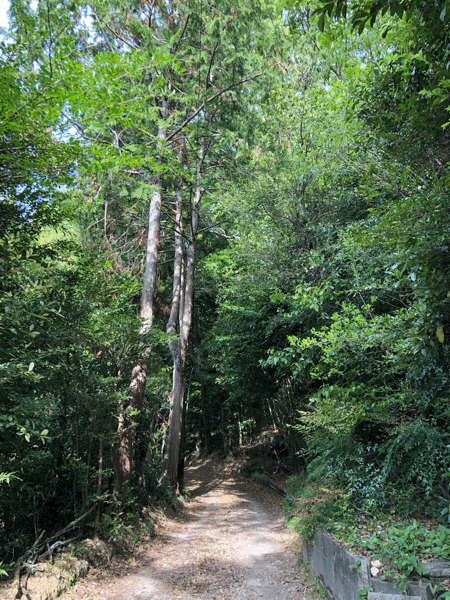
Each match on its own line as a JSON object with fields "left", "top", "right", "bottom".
{"left": 303, "top": 530, "right": 371, "bottom": 600}
{"left": 303, "top": 530, "right": 449, "bottom": 600}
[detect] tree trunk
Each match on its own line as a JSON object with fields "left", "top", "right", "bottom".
{"left": 177, "top": 398, "right": 187, "bottom": 492}
{"left": 161, "top": 138, "right": 186, "bottom": 488}
{"left": 113, "top": 99, "right": 167, "bottom": 495}
{"left": 93, "top": 435, "right": 104, "bottom": 541}
{"left": 200, "top": 383, "right": 210, "bottom": 452}
{"left": 238, "top": 405, "right": 242, "bottom": 447}
{"left": 162, "top": 353, "right": 185, "bottom": 487}
{"left": 161, "top": 131, "right": 205, "bottom": 488}
{"left": 220, "top": 400, "right": 228, "bottom": 455}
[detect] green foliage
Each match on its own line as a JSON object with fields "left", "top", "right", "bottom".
{"left": 96, "top": 492, "right": 155, "bottom": 551}
{"left": 0, "top": 472, "right": 20, "bottom": 485}
{"left": 438, "top": 473, "right": 450, "bottom": 526}
{"left": 205, "top": 0, "right": 450, "bottom": 530}
{"left": 285, "top": 475, "right": 343, "bottom": 539}
{"left": 286, "top": 474, "right": 450, "bottom": 593}
{"left": 334, "top": 520, "right": 450, "bottom": 594}
{"left": 3, "top": 0, "right": 450, "bottom": 571}
{"left": 363, "top": 520, "right": 450, "bottom": 562}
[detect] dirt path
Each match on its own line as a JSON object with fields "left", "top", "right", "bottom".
{"left": 61, "top": 458, "right": 314, "bottom": 600}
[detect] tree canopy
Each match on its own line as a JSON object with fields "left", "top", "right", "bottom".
{"left": 1, "top": 0, "right": 450, "bottom": 573}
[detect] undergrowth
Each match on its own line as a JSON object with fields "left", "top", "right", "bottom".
{"left": 285, "top": 475, "right": 450, "bottom": 598}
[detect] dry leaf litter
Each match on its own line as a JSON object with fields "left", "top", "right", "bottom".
{"left": 60, "top": 457, "right": 314, "bottom": 600}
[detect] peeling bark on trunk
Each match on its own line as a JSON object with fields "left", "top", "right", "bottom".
{"left": 161, "top": 131, "right": 206, "bottom": 489}
{"left": 113, "top": 100, "right": 167, "bottom": 495}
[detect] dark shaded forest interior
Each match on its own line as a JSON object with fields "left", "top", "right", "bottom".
{"left": 1, "top": 0, "right": 450, "bottom": 589}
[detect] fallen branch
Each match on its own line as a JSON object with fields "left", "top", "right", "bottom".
{"left": 13, "top": 529, "right": 46, "bottom": 598}
{"left": 14, "top": 529, "right": 45, "bottom": 569}
{"left": 32, "top": 536, "right": 80, "bottom": 565}
{"left": 44, "top": 503, "right": 97, "bottom": 546}
{"left": 13, "top": 499, "right": 105, "bottom": 595}
{"left": 250, "top": 471, "right": 286, "bottom": 497}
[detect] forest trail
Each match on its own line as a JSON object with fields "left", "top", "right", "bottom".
{"left": 61, "top": 457, "right": 314, "bottom": 600}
